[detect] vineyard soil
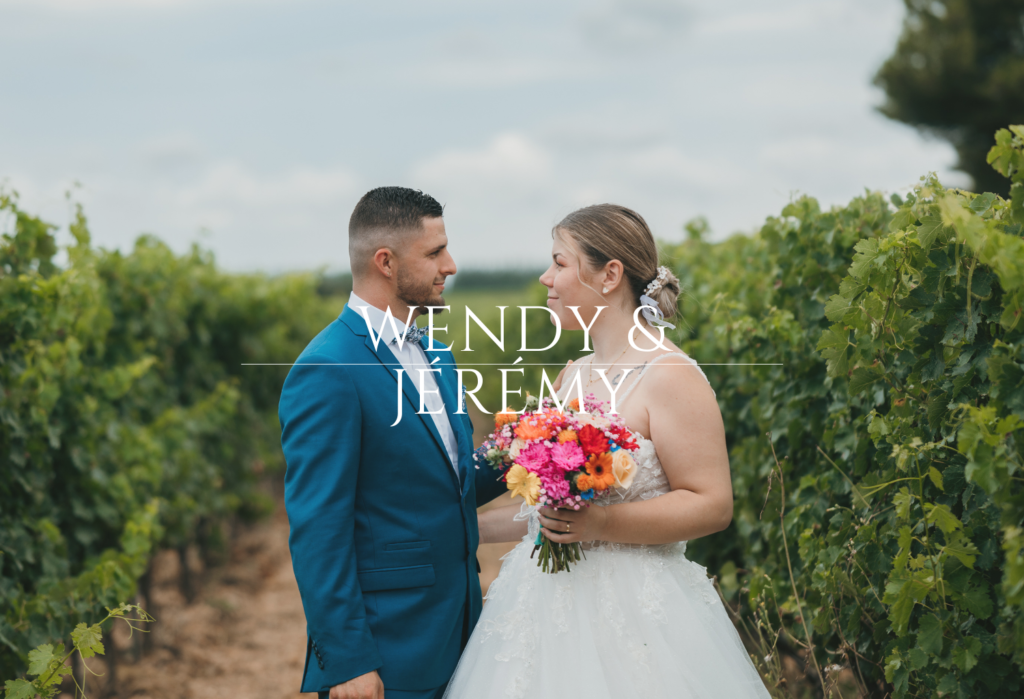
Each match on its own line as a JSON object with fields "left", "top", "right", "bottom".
{"left": 55, "top": 494, "right": 515, "bottom": 699}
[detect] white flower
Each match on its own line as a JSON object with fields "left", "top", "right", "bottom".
{"left": 508, "top": 438, "right": 527, "bottom": 459}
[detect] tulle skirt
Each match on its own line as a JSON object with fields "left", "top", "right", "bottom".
{"left": 445, "top": 534, "right": 772, "bottom": 699}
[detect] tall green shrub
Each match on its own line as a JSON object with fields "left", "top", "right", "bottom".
{"left": 0, "top": 197, "right": 337, "bottom": 680}
{"left": 671, "top": 127, "right": 1024, "bottom": 697}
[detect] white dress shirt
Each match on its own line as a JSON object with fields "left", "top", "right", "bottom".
{"left": 347, "top": 292, "right": 460, "bottom": 480}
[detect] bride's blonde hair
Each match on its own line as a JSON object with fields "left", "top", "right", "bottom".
{"left": 553, "top": 204, "right": 679, "bottom": 321}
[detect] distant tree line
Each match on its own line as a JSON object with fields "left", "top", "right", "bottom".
{"left": 314, "top": 267, "right": 545, "bottom": 298}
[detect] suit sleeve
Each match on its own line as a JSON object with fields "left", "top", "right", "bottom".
{"left": 279, "top": 355, "right": 383, "bottom": 686}
{"left": 471, "top": 403, "right": 508, "bottom": 507}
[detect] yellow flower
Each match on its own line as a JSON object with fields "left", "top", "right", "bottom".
{"left": 611, "top": 449, "right": 637, "bottom": 489}
{"left": 506, "top": 464, "right": 541, "bottom": 506}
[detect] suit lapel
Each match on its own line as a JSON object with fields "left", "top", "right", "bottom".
{"left": 424, "top": 345, "right": 470, "bottom": 491}
{"left": 342, "top": 306, "right": 461, "bottom": 492}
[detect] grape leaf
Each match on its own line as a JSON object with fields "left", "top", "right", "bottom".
{"left": 27, "top": 644, "right": 59, "bottom": 677}
{"left": 850, "top": 238, "right": 881, "bottom": 280}
{"left": 916, "top": 614, "right": 943, "bottom": 655}
{"left": 952, "top": 637, "right": 982, "bottom": 673}
{"left": 916, "top": 213, "right": 946, "bottom": 251}
{"left": 889, "top": 588, "right": 916, "bottom": 636}
{"left": 824, "top": 294, "right": 853, "bottom": 323}
{"left": 924, "top": 503, "right": 961, "bottom": 534}
{"left": 816, "top": 325, "right": 851, "bottom": 376}
{"left": 969, "top": 192, "right": 996, "bottom": 215}
{"left": 839, "top": 276, "right": 868, "bottom": 299}
{"left": 961, "top": 583, "right": 993, "bottom": 619}
{"left": 908, "top": 647, "right": 929, "bottom": 670}
{"left": 849, "top": 366, "right": 882, "bottom": 395}
{"left": 4, "top": 679, "right": 37, "bottom": 699}
{"left": 890, "top": 207, "right": 916, "bottom": 232}
{"left": 71, "top": 623, "right": 104, "bottom": 659}
{"left": 894, "top": 526, "right": 913, "bottom": 571}
{"left": 943, "top": 531, "right": 979, "bottom": 569}
{"left": 894, "top": 488, "right": 913, "bottom": 520}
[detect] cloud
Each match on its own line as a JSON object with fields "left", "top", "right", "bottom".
{"left": 5, "top": 160, "right": 360, "bottom": 271}
{"left": 579, "top": 0, "right": 694, "bottom": 51}
{"left": 412, "top": 133, "right": 552, "bottom": 192}
{"left": 409, "top": 133, "right": 561, "bottom": 265}
{"left": 0, "top": 0, "right": 188, "bottom": 8}
{"left": 172, "top": 162, "right": 356, "bottom": 209}
{"left": 154, "top": 163, "right": 359, "bottom": 257}
{"left": 757, "top": 131, "right": 967, "bottom": 192}
{"left": 137, "top": 133, "right": 207, "bottom": 175}
{"left": 621, "top": 144, "right": 735, "bottom": 188}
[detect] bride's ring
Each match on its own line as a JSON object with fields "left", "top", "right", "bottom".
{"left": 566, "top": 522, "right": 571, "bottom": 532}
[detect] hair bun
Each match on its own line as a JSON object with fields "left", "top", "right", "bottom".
{"left": 648, "top": 265, "right": 680, "bottom": 321}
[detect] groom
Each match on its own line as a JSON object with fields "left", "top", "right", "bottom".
{"left": 279, "top": 187, "right": 506, "bottom": 699}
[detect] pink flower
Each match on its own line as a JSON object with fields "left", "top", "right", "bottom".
{"left": 515, "top": 441, "right": 552, "bottom": 473}
{"left": 549, "top": 440, "right": 585, "bottom": 472}
{"left": 540, "top": 470, "right": 571, "bottom": 500}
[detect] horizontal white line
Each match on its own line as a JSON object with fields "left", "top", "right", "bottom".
{"left": 240, "top": 362, "right": 783, "bottom": 366}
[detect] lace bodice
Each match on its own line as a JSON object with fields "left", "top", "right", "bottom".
{"left": 557, "top": 350, "right": 711, "bottom": 504}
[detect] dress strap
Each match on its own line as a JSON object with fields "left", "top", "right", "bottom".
{"left": 616, "top": 351, "right": 714, "bottom": 410}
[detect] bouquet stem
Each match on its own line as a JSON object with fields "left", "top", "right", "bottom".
{"left": 530, "top": 530, "right": 585, "bottom": 573}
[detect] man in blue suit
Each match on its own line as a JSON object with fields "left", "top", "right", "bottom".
{"left": 279, "top": 187, "right": 507, "bottom": 699}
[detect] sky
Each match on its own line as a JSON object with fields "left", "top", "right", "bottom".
{"left": 0, "top": 0, "right": 967, "bottom": 274}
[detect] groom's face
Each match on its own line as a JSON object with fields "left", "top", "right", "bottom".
{"left": 395, "top": 216, "right": 456, "bottom": 311}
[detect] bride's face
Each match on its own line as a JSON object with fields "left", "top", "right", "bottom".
{"left": 539, "top": 232, "right": 602, "bottom": 331}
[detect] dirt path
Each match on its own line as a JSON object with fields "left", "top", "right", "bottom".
{"left": 109, "top": 505, "right": 307, "bottom": 699}
{"left": 89, "top": 497, "right": 515, "bottom": 699}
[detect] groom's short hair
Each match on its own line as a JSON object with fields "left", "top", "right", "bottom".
{"left": 349, "top": 187, "right": 444, "bottom": 276}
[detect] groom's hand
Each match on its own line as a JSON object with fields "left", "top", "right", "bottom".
{"left": 329, "top": 670, "right": 384, "bottom": 699}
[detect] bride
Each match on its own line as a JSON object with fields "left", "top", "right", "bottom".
{"left": 444, "top": 204, "right": 771, "bottom": 698}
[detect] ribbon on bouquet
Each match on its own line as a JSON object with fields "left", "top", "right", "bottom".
{"left": 514, "top": 502, "right": 545, "bottom": 547}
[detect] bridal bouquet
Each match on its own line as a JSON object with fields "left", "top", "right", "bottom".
{"left": 473, "top": 393, "right": 640, "bottom": 573}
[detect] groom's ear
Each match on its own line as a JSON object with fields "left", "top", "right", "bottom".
{"left": 373, "top": 247, "right": 398, "bottom": 280}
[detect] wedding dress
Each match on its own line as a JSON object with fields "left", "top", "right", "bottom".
{"left": 444, "top": 352, "right": 771, "bottom": 698}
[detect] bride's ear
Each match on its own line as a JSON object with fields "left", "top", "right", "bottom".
{"left": 600, "top": 260, "right": 625, "bottom": 294}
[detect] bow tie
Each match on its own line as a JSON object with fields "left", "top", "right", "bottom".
{"left": 390, "top": 325, "right": 428, "bottom": 346}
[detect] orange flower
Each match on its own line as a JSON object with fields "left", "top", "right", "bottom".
{"left": 568, "top": 398, "right": 580, "bottom": 411}
{"left": 495, "top": 408, "right": 519, "bottom": 428}
{"left": 576, "top": 473, "right": 594, "bottom": 491}
{"left": 514, "top": 419, "right": 552, "bottom": 441}
{"left": 557, "top": 429, "right": 578, "bottom": 444}
{"left": 542, "top": 410, "right": 567, "bottom": 431}
{"left": 584, "top": 452, "right": 616, "bottom": 491}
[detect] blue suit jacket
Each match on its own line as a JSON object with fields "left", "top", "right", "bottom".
{"left": 279, "top": 304, "right": 507, "bottom": 693}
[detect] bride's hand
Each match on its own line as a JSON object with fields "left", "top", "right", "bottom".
{"left": 538, "top": 504, "right": 608, "bottom": 544}
{"left": 551, "top": 359, "right": 573, "bottom": 393}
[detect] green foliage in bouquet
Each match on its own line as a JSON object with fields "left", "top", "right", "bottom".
{"left": 0, "top": 198, "right": 338, "bottom": 680}
{"left": 669, "top": 126, "right": 1024, "bottom": 697}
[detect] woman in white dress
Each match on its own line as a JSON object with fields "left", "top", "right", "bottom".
{"left": 444, "top": 204, "right": 771, "bottom": 698}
